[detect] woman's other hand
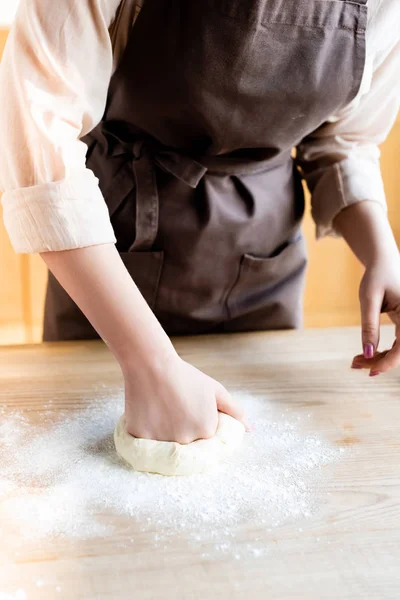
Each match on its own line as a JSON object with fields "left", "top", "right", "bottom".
{"left": 352, "top": 253, "right": 400, "bottom": 375}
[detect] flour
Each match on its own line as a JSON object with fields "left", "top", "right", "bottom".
{"left": 0, "top": 592, "right": 26, "bottom": 600}
{"left": 0, "top": 393, "right": 342, "bottom": 557}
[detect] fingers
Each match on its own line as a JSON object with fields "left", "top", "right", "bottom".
{"left": 352, "top": 350, "right": 390, "bottom": 369}
{"left": 360, "top": 289, "right": 383, "bottom": 358}
{"left": 367, "top": 337, "right": 400, "bottom": 374}
{"left": 352, "top": 319, "right": 400, "bottom": 375}
{"left": 352, "top": 350, "right": 388, "bottom": 376}
{"left": 215, "top": 383, "right": 251, "bottom": 431}
{"left": 352, "top": 340, "right": 400, "bottom": 374}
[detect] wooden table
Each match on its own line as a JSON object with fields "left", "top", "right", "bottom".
{"left": 1, "top": 326, "right": 400, "bottom": 600}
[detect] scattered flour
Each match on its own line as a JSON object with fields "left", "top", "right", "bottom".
{"left": 0, "top": 592, "right": 26, "bottom": 600}
{"left": 0, "top": 393, "right": 342, "bottom": 556}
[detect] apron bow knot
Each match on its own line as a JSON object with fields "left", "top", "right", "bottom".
{"left": 103, "top": 130, "right": 207, "bottom": 251}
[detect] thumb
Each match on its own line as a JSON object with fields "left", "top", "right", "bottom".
{"left": 360, "top": 288, "right": 382, "bottom": 358}
{"left": 215, "top": 384, "right": 250, "bottom": 431}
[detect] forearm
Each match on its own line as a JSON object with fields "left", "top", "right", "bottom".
{"left": 41, "top": 244, "right": 176, "bottom": 369}
{"left": 333, "top": 201, "right": 399, "bottom": 268}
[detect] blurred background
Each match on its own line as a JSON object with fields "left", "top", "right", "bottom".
{"left": 0, "top": 6, "right": 399, "bottom": 344}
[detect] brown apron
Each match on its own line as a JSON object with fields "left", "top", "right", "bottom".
{"left": 43, "top": 0, "right": 368, "bottom": 341}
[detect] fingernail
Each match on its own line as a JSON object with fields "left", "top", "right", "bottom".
{"left": 351, "top": 364, "right": 363, "bottom": 370}
{"left": 369, "top": 370, "right": 380, "bottom": 377}
{"left": 363, "top": 344, "right": 374, "bottom": 359}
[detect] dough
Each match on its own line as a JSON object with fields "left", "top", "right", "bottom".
{"left": 114, "top": 412, "right": 245, "bottom": 476}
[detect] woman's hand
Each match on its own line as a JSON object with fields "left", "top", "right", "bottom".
{"left": 333, "top": 201, "right": 400, "bottom": 376}
{"left": 352, "top": 254, "right": 400, "bottom": 376}
{"left": 42, "top": 244, "right": 248, "bottom": 442}
{"left": 123, "top": 354, "right": 248, "bottom": 444}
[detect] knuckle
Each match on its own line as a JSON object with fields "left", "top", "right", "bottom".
{"left": 362, "top": 324, "right": 377, "bottom": 337}
{"left": 360, "top": 288, "right": 375, "bottom": 301}
{"left": 178, "top": 435, "right": 193, "bottom": 445}
{"left": 377, "top": 356, "right": 397, "bottom": 373}
{"left": 200, "top": 426, "right": 216, "bottom": 440}
{"left": 194, "top": 422, "right": 213, "bottom": 440}
{"left": 388, "top": 355, "right": 400, "bottom": 370}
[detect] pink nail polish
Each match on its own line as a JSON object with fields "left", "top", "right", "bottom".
{"left": 369, "top": 370, "right": 380, "bottom": 377}
{"left": 364, "top": 344, "right": 374, "bottom": 359}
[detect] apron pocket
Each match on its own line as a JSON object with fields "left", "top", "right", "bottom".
{"left": 227, "top": 237, "right": 307, "bottom": 321}
{"left": 119, "top": 251, "right": 164, "bottom": 310}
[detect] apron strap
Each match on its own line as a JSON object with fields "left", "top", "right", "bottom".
{"left": 105, "top": 133, "right": 207, "bottom": 251}
{"left": 155, "top": 148, "right": 207, "bottom": 188}
{"left": 129, "top": 141, "right": 159, "bottom": 251}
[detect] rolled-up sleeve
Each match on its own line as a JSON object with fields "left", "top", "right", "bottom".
{"left": 297, "top": 2, "right": 400, "bottom": 239}
{"left": 0, "top": 0, "right": 121, "bottom": 253}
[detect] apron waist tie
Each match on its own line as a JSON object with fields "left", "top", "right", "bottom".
{"left": 106, "top": 133, "right": 207, "bottom": 251}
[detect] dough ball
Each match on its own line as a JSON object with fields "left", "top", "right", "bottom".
{"left": 114, "top": 412, "right": 245, "bottom": 476}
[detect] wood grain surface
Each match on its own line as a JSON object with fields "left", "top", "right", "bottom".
{"left": 1, "top": 326, "right": 400, "bottom": 599}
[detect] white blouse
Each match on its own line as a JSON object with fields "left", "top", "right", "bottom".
{"left": 0, "top": 0, "right": 399, "bottom": 254}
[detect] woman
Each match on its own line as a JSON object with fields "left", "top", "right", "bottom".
{"left": 0, "top": 0, "right": 399, "bottom": 443}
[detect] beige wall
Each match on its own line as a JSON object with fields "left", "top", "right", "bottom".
{"left": 0, "top": 28, "right": 399, "bottom": 343}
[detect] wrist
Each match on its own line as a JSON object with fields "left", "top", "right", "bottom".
{"left": 334, "top": 201, "right": 398, "bottom": 268}
{"left": 365, "top": 246, "right": 400, "bottom": 270}
{"left": 116, "top": 335, "right": 179, "bottom": 378}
